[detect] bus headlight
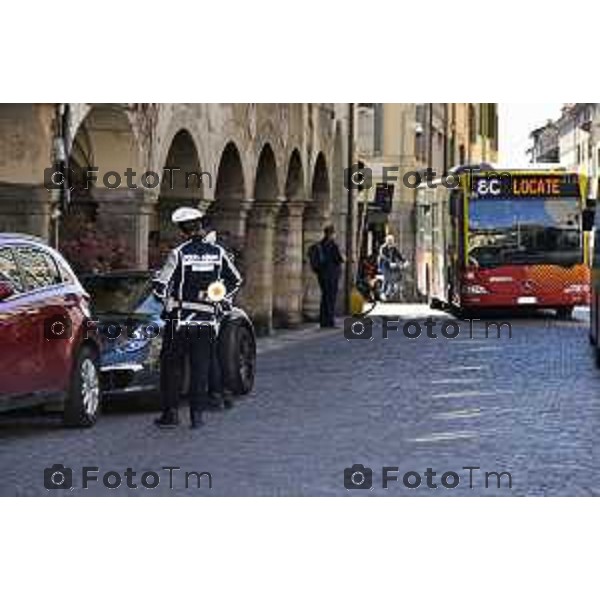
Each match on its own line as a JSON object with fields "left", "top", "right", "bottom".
{"left": 462, "top": 284, "right": 489, "bottom": 295}
{"left": 564, "top": 284, "right": 589, "bottom": 294}
{"left": 207, "top": 280, "right": 227, "bottom": 302}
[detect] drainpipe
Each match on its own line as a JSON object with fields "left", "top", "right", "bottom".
{"left": 51, "top": 103, "right": 70, "bottom": 249}
{"left": 345, "top": 103, "right": 355, "bottom": 313}
{"left": 443, "top": 103, "right": 449, "bottom": 173}
{"left": 427, "top": 103, "right": 433, "bottom": 169}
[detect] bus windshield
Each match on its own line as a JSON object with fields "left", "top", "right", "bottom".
{"left": 468, "top": 196, "right": 582, "bottom": 268}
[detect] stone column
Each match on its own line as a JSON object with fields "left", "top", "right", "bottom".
{"left": 207, "top": 199, "right": 253, "bottom": 259}
{"left": 241, "top": 198, "right": 283, "bottom": 336}
{"left": 273, "top": 200, "right": 305, "bottom": 328}
{"left": 332, "top": 198, "right": 348, "bottom": 315}
{"left": 94, "top": 187, "right": 156, "bottom": 270}
{"left": 302, "top": 201, "right": 330, "bottom": 321}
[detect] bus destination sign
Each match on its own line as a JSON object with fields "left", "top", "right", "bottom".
{"left": 471, "top": 173, "right": 580, "bottom": 199}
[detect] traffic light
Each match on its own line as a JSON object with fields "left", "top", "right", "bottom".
{"left": 374, "top": 183, "right": 393, "bottom": 214}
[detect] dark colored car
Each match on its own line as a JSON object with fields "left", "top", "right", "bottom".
{"left": 0, "top": 233, "right": 101, "bottom": 426}
{"left": 81, "top": 271, "right": 256, "bottom": 399}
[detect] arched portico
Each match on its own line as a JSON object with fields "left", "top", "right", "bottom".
{"left": 149, "top": 129, "right": 205, "bottom": 268}
{"left": 59, "top": 104, "right": 147, "bottom": 272}
{"left": 303, "top": 152, "right": 331, "bottom": 320}
{"left": 273, "top": 149, "right": 306, "bottom": 327}
{"left": 242, "top": 143, "right": 282, "bottom": 335}
{"left": 206, "top": 141, "right": 249, "bottom": 257}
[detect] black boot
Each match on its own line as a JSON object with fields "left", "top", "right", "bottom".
{"left": 190, "top": 409, "right": 205, "bottom": 429}
{"left": 154, "top": 408, "right": 179, "bottom": 428}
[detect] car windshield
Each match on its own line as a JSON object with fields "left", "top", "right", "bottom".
{"left": 83, "top": 274, "right": 157, "bottom": 315}
{"left": 468, "top": 196, "right": 582, "bottom": 267}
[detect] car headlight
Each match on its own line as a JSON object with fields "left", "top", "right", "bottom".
{"left": 207, "top": 280, "right": 227, "bottom": 302}
{"left": 462, "top": 284, "right": 489, "bottom": 295}
{"left": 117, "top": 325, "right": 150, "bottom": 353}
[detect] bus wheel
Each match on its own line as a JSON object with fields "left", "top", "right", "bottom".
{"left": 556, "top": 307, "right": 573, "bottom": 320}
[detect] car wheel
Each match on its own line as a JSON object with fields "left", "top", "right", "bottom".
{"left": 430, "top": 297, "right": 443, "bottom": 310}
{"left": 64, "top": 345, "right": 101, "bottom": 427}
{"left": 219, "top": 323, "right": 256, "bottom": 396}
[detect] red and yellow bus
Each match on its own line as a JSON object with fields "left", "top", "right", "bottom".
{"left": 416, "top": 167, "right": 593, "bottom": 317}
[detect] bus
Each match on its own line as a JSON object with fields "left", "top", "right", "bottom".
{"left": 416, "top": 167, "right": 593, "bottom": 318}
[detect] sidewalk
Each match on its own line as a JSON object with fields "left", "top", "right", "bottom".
{"left": 256, "top": 302, "right": 444, "bottom": 355}
{"left": 365, "top": 301, "right": 447, "bottom": 319}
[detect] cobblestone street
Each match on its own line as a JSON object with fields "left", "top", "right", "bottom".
{"left": 1, "top": 305, "right": 598, "bottom": 496}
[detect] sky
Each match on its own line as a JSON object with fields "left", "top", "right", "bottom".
{"left": 498, "top": 103, "right": 563, "bottom": 166}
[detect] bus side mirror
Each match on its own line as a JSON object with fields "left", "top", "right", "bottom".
{"left": 582, "top": 208, "right": 595, "bottom": 232}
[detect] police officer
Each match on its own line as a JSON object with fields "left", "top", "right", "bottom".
{"left": 152, "top": 207, "right": 242, "bottom": 429}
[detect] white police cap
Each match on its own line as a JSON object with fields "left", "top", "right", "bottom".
{"left": 171, "top": 207, "right": 204, "bottom": 224}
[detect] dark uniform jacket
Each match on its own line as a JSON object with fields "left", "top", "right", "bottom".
{"left": 153, "top": 234, "right": 242, "bottom": 323}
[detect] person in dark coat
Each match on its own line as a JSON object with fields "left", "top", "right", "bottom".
{"left": 311, "top": 225, "right": 344, "bottom": 328}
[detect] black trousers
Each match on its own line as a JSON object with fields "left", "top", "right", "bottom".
{"left": 209, "top": 340, "right": 223, "bottom": 394}
{"left": 318, "top": 273, "right": 339, "bottom": 327}
{"left": 160, "top": 323, "right": 212, "bottom": 413}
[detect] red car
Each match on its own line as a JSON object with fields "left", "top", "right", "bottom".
{"left": 0, "top": 233, "right": 101, "bottom": 426}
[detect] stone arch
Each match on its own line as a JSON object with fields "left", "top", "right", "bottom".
{"left": 311, "top": 151, "right": 331, "bottom": 207}
{"left": 59, "top": 104, "right": 144, "bottom": 273}
{"left": 151, "top": 108, "right": 210, "bottom": 189}
{"left": 205, "top": 140, "right": 248, "bottom": 256}
{"left": 273, "top": 149, "right": 306, "bottom": 328}
{"left": 253, "top": 142, "right": 279, "bottom": 201}
{"left": 148, "top": 129, "right": 205, "bottom": 268}
{"left": 214, "top": 141, "right": 246, "bottom": 203}
{"left": 284, "top": 149, "right": 305, "bottom": 201}
{"left": 302, "top": 151, "right": 332, "bottom": 320}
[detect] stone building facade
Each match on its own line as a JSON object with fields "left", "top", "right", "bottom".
{"left": 528, "top": 120, "right": 560, "bottom": 164}
{"left": 0, "top": 103, "right": 351, "bottom": 334}
{"left": 355, "top": 103, "right": 499, "bottom": 298}
{"left": 530, "top": 104, "right": 600, "bottom": 195}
